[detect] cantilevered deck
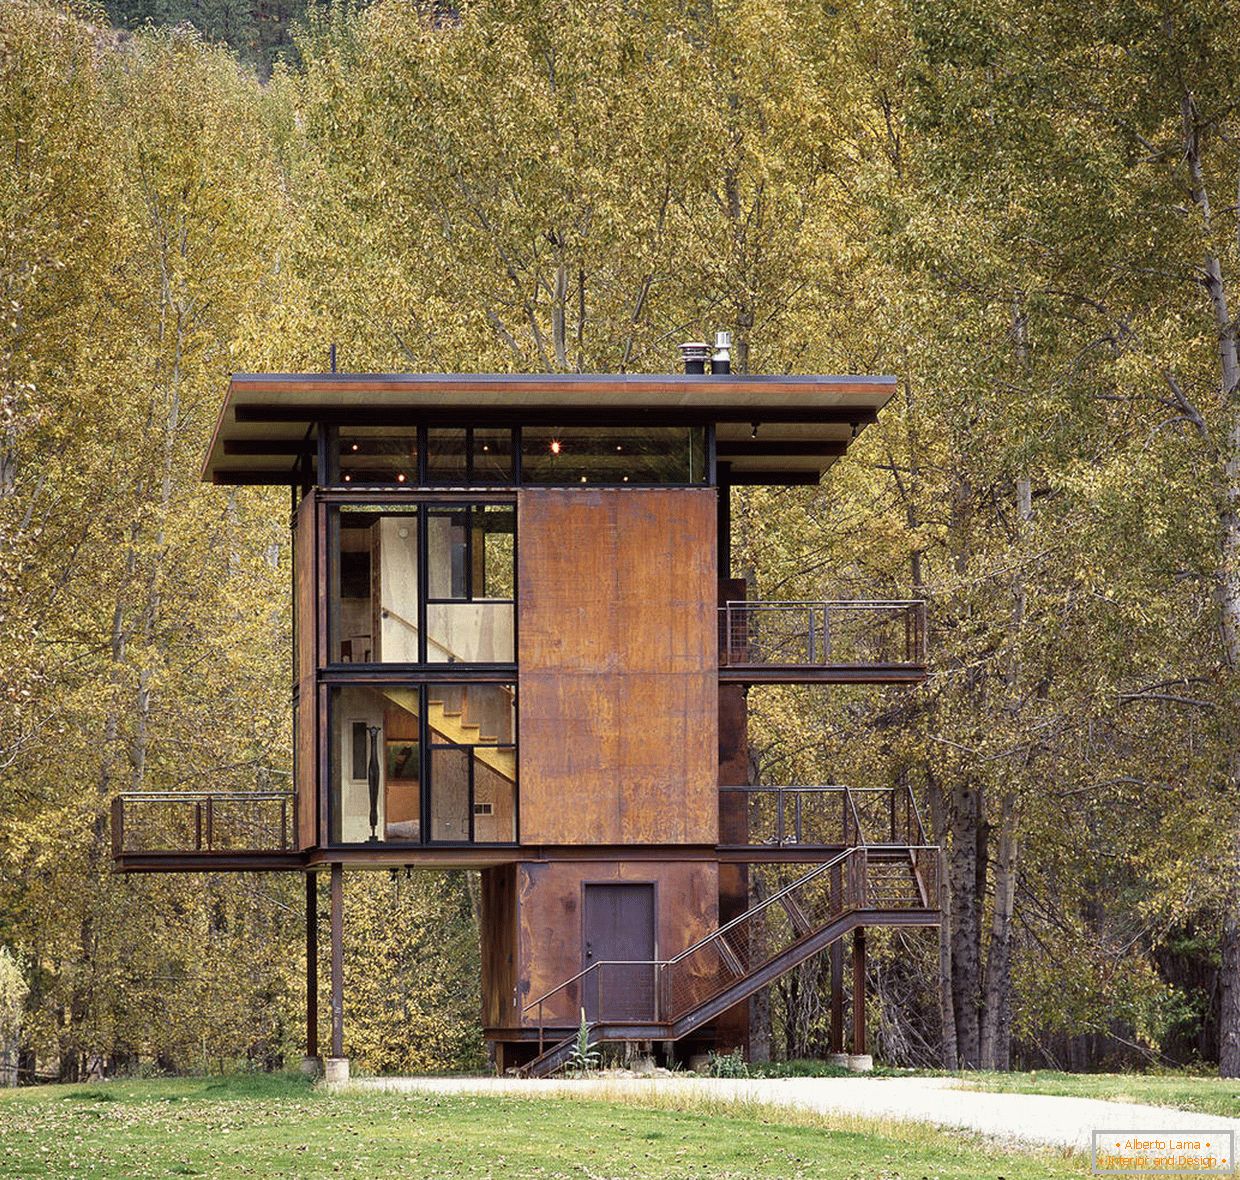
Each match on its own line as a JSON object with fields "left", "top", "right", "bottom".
{"left": 717, "top": 599, "right": 927, "bottom": 684}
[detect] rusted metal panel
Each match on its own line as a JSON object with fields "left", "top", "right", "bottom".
{"left": 480, "top": 865, "right": 518, "bottom": 1029}
{"left": 294, "top": 495, "right": 318, "bottom": 851}
{"left": 517, "top": 488, "right": 718, "bottom": 846}
{"left": 515, "top": 859, "right": 718, "bottom": 1029}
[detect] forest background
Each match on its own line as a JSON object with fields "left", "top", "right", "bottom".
{"left": 4, "top": 0, "right": 1240, "bottom": 1079}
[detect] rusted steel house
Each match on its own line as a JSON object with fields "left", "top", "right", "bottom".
{"left": 112, "top": 341, "right": 940, "bottom": 1076}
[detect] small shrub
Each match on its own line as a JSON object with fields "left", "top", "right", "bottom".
{"left": 704, "top": 1049, "right": 749, "bottom": 1078}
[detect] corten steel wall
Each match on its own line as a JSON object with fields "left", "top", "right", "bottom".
{"left": 481, "top": 864, "right": 518, "bottom": 1029}
{"left": 294, "top": 494, "right": 318, "bottom": 851}
{"left": 715, "top": 578, "right": 751, "bottom": 1051}
{"left": 515, "top": 859, "right": 719, "bottom": 1028}
{"left": 516, "top": 488, "right": 719, "bottom": 845}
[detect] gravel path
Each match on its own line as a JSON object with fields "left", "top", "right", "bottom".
{"left": 348, "top": 1074, "right": 1240, "bottom": 1151}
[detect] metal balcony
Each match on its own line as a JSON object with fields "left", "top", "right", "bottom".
{"left": 111, "top": 791, "right": 301, "bottom": 871}
{"left": 718, "top": 599, "right": 927, "bottom": 683}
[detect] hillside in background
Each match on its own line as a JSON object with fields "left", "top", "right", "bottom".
{"left": 103, "top": 0, "right": 320, "bottom": 73}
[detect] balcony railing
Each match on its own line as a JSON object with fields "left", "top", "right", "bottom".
{"left": 718, "top": 599, "right": 926, "bottom": 670}
{"left": 720, "top": 783, "right": 929, "bottom": 848}
{"left": 111, "top": 791, "right": 295, "bottom": 857}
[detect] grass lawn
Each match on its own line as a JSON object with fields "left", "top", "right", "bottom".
{"left": 958, "top": 1070, "right": 1240, "bottom": 1119}
{"left": 0, "top": 1072, "right": 1087, "bottom": 1179}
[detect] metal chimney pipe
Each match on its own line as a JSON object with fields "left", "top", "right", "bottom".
{"left": 678, "top": 341, "right": 710, "bottom": 375}
{"left": 711, "top": 331, "right": 732, "bottom": 375}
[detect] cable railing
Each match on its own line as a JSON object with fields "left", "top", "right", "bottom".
{"left": 522, "top": 845, "right": 941, "bottom": 1051}
{"left": 718, "top": 599, "right": 926, "bottom": 668}
{"left": 111, "top": 791, "right": 295, "bottom": 856}
{"left": 720, "top": 783, "right": 929, "bottom": 847}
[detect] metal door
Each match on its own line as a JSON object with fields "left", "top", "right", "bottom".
{"left": 581, "top": 883, "right": 655, "bottom": 1021}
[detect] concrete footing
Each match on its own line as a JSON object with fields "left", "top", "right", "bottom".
{"left": 846, "top": 1054, "right": 873, "bottom": 1073}
{"left": 324, "top": 1056, "right": 350, "bottom": 1084}
{"left": 826, "top": 1053, "right": 850, "bottom": 1068}
{"left": 300, "top": 1055, "right": 322, "bottom": 1079}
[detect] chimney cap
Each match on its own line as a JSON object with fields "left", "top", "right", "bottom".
{"left": 678, "top": 340, "right": 711, "bottom": 375}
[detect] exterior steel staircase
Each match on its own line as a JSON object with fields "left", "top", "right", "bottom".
{"left": 519, "top": 843, "right": 940, "bottom": 1077}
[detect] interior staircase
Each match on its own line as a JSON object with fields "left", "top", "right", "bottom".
{"left": 379, "top": 687, "right": 516, "bottom": 780}
{"left": 519, "top": 844, "right": 939, "bottom": 1077}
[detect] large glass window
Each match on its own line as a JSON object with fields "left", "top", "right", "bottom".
{"left": 328, "top": 501, "right": 514, "bottom": 665}
{"left": 426, "top": 427, "right": 516, "bottom": 485}
{"left": 328, "top": 683, "right": 516, "bottom": 845}
{"left": 329, "top": 424, "right": 708, "bottom": 486}
{"left": 520, "top": 425, "right": 707, "bottom": 484}
{"left": 339, "top": 427, "right": 419, "bottom": 485}
{"left": 426, "top": 505, "right": 514, "bottom": 663}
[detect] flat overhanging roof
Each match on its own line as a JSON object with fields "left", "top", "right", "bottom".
{"left": 204, "top": 372, "right": 897, "bottom": 485}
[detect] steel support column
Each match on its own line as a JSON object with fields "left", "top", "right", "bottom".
{"left": 306, "top": 872, "right": 319, "bottom": 1059}
{"left": 852, "top": 927, "right": 867, "bottom": 1055}
{"left": 330, "top": 863, "right": 344, "bottom": 1058}
{"left": 830, "top": 939, "right": 844, "bottom": 1053}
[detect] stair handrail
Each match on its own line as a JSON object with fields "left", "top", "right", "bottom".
{"left": 378, "top": 605, "right": 460, "bottom": 660}
{"left": 522, "top": 849, "right": 855, "bottom": 1023}
{"left": 523, "top": 842, "right": 944, "bottom": 1017}
{"left": 845, "top": 787, "right": 869, "bottom": 844}
{"left": 381, "top": 605, "right": 518, "bottom": 669}
{"left": 905, "top": 783, "right": 929, "bottom": 845}
{"left": 520, "top": 842, "right": 943, "bottom": 1065}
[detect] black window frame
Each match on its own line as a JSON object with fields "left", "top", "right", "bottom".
{"left": 324, "top": 423, "right": 716, "bottom": 489}
{"left": 326, "top": 493, "right": 518, "bottom": 672}
{"left": 325, "top": 680, "right": 518, "bottom": 849}
{"left": 423, "top": 503, "right": 517, "bottom": 606}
